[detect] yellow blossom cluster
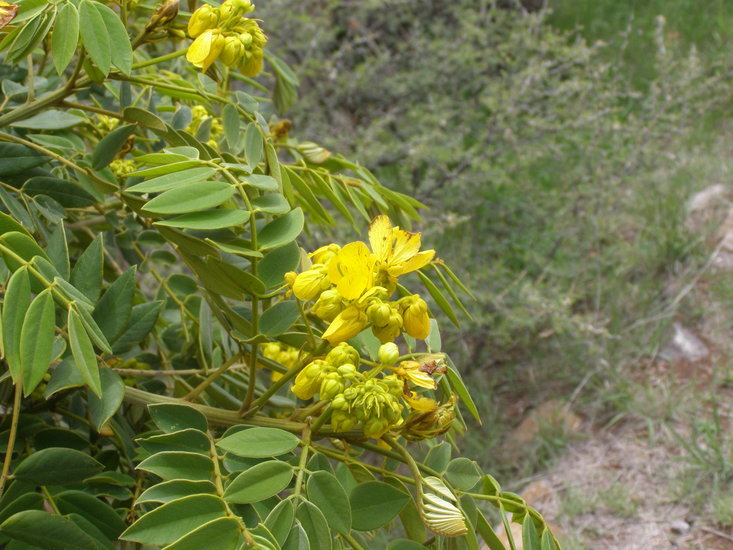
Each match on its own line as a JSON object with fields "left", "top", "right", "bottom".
{"left": 110, "top": 159, "right": 136, "bottom": 177}
{"left": 186, "top": 105, "right": 224, "bottom": 148}
{"left": 292, "top": 342, "right": 454, "bottom": 439}
{"left": 261, "top": 341, "right": 299, "bottom": 381}
{"left": 287, "top": 216, "right": 434, "bottom": 346}
{"left": 186, "top": 0, "right": 266, "bottom": 74}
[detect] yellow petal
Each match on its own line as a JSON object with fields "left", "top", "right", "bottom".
{"left": 387, "top": 249, "right": 435, "bottom": 277}
{"left": 186, "top": 30, "right": 214, "bottom": 66}
{"left": 369, "top": 215, "right": 393, "bottom": 262}
{"left": 327, "top": 241, "right": 374, "bottom": 301}
{"left": 404, "top": 393, "right": 439, "bottom": 413}
{"left": 322, "top": 306, "right": 367, "bottom": 345}
{"left": 390, "top": 227, "right": 423, "bottom": 267}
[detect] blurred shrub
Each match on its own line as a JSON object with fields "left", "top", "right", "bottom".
{"left": 263, "top": 0, "right": 733, "bottom": 377}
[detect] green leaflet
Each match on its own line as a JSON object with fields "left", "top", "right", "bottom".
{"left": 121, "top": 494, "right": 227, "bottom": 546}
{"left": 91, "top": 125, "right": 137, "bottom": 170}
{"left": 78, "top": 0, "right": 111, "bottom": 75}
{"left": 2, "top": 266, "right": 31, "bottom": 382}
{"left": 223, "top": 460, "right": 293, "bottom": 504}
{"left": 94, "top": 1, "right": 132, "bottom": 74}
{"left": 67, "top": 307, "right": 102, "bottom": 397}
{"left": 142, "top": 181, "right": 235, "bottom": 215}
{"left": 51, "top": 2, "right": 79, "bottom": 74}
{"left": 19, "top": 288, "right": 55, "bottom": 396}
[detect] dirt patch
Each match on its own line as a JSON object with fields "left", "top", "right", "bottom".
{"left": 500, "top": 422, "right": 733, "bottom": 549}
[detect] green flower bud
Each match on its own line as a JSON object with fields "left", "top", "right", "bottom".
{"left": 320, "top": 373, "right": 343, "bottom": 400}
{"left": 367, "top": 301, "right": 392, "bottom": 326}
{"left": 363, "top": 417, "right": 389, "bottom": 438}
{"left": 372, "top": 309, "right": 403, "bottom": 343}
{"left": 326, "top": 342, "right": 360, "bottom": 368}
{"left": 219, "top": 35, "right": 245, "bottom": 66}
{"left": 313, "top": 289, "right": 344, "bottom": 322}
{"left": 378, "top": 342, "right": 400, "bottom": 365}
{"left": 332, "top": 410, "right": 356, "bottom": 432}
{"left": 331, "top": 394, "right": 348, "bottom": 410}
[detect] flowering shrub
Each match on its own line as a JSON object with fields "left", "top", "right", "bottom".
{"left": 0, "top": 0, "right": 558, "bottom": 548}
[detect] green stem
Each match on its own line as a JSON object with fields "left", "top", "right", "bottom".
{"left": 41, "top": 486, "right": 61, "bottom": 514}
{"left": 132, "top": 49, "right": 187, "bottom": 70}
{"left": 123, "top": 386, "right": 359, "bottom": 437}
{"left": 342, "top": 532, "right": 366, "bottom": 550}
{"left": 0, "top": 131, "right": 115, "bottom": 190}
{"left": 244, "top": 341, "right": 329, "bottom": 416}
{"left": 309, "top": 404, "right": 333, "bottom": 434}
{"left": 293, "top": 424, "right": 311, "bottom": 498}
{"left": 184, "top": 355, "right": 243, "bottom": 401}
{"left": 0, "top": 383, "right": 22, "bottom": 498}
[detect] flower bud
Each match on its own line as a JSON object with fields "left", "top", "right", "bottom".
{"left": 400, "top": 295, "right": 430, "bottom": 340}
{"left": 378, "top": 342, "right": 400, "bottom": 365}
{"left": 146, "top": 0, "right": 179, "bottom": 31}
{"left": 363, "top": 417, "right": 389, "bottom": 438}
{"left": 188, "top": 4, "right": 218, "bottom": 38}
{"left": 332, "top": 410, "right": 356, "bottom": 432}
{"left": 367, "top": 301, "right": 392, "bottom": 326}
{"left": 292, "top": 266, "right": 329, "bottom": 301}
{"left": 186, "top": 29, "right": 226, "bottom": 72}
{"left": 326, "top": 342, "right": 360, "bottom": 367}
{"left": 320, "top": 373, "right": 343, "bottom": 400}
{"left": 331, "top": 394, "right": 348, "bottom": 410}
{"left": 219, "top": 34, "right": 245, "bottom": 67}
{"left": 322, "top": 306, "right": 368, "bottom": 346}
{"left": 372, "top": 308, "right": 403, "bottom": 343}
{"left": 336, "top": 363, "right": 357, "bottom": 377}
{"left": 239, "top": 48, "right": 264, "bottom": 77}
{"left": 310, "top": 244, "right": 340, "bottom": 265}
{"left": 313, "top": 289, "right": 344, "bottom": 322}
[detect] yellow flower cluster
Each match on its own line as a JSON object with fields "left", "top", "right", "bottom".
{"left": 186, "top": 0, "right": 266, "bottom": 74}
{"left": 261, "top": 341, "right": 299, "bottom": 381}
{"left": 292, "top": 342, "right": 453, "bottom": 439}
{"left": 110, "top": 159, "right": 136, "bottom": 177}
{"left": 288, "top": 216, "right": 435, "bottom": 346}
{"left": 186, "top": 105, "right": 224, "bottom": 148}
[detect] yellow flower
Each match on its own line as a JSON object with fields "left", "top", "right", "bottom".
{"left": 369, "top": 215, "right": 435, "bottom": 279}
{"left": 322, "top": 306, "right": 368, "bottom": 345}
{"left": 327, "top": 241, "right": 375, "bottom": 301}
{"left": 403, "top": 392, "right": 439, "bottom": 413}
{"left": 291, "top": 360, "right": 326, "bottom": 400}
{"left": 399, "top": 294, "right": 430, "bottom": 340}
{"left": 186, "top": 29, "right": 226, "bottom": 71}
{"left": 219, "top": 35, "right": 245, "bottom": 67}
{"left": 240, "top": 50, "right": 264, "bottom": 77}
{"left": 292, "top": 265, "right": 329, "bottom": 301}
{"left": 395, "top": 360, "right": 436, "bottom": 390}
{"left": 188, "top": 4, "right": 218, "bottom": 38}
{"left": 310, "top": 244, "right": 341, "bottom": 265}
{"left": 312, "top": 289, "right": 344, "bottom": 322}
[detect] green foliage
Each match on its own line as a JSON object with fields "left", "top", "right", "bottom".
{"left": 0, "top": 0, "right": 558, "bottom": 548}
{"left": 261, "top": 0, "right": 733, "bottom": 424}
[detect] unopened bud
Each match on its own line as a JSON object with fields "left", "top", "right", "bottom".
{"left": 378, "top": 343, "right": 400, "bottom": 365}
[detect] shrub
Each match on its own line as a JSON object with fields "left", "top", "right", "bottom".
{"left": 0, "top": 0, "right": 555, "bottom": 548}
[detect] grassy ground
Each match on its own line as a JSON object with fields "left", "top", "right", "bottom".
{"left": 548, "top": 0, "right": 733, "bottom": 85}
{"left": 453, "top": 3, "right": 733, "bottom": 547}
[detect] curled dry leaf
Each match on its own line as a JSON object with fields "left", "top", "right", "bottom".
{"left": 0, "top": 0, "right": 18, "bottom": 29}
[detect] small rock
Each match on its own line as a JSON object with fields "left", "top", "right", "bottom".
{"left": 686, "top": 184, "right": 731, "bottom": 232}
{"left": 521, "top": 479, "right": 553, "bottom": 505}
{"left": 659, "top": 323, "right": 709, "bottom": 362}
{"left": 507, "top": 399, "right": 583, "bottom": 447}
{"left": 669, "top": 519, "right": 690, "bottom": 535}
